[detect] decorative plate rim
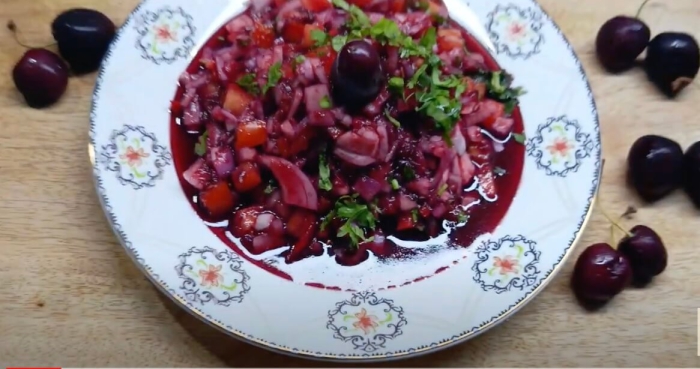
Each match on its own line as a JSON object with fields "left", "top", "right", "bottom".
{"left": 88, "top": 0, "right": 602, "bottom": 362}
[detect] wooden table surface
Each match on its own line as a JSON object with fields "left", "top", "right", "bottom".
{"left": 2, "top": 0, "right": 700, "bottom": 367}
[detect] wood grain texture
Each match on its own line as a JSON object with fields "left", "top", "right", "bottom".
{"left": 1, "top": 0, "right": 700, "bottom": 366}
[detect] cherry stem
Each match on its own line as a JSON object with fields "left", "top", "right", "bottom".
{"left": 635, "top": 0, "right": 651, "bottom": 18}
{"left": 6, "top": 20, "right": 56, "bottom": 49}
{"left": 594, "top": 159, "right": 633, "bottom": 240}
{"left": 609, "top": 224, "right": 616, "bottom": 246}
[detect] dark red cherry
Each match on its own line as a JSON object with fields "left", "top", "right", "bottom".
{"left": 627, "top": 135, "right": 683, "bottom": 202}
{"left": 682, "top": 141, "right": 700, "bottom": 208}
{"left": 595, "top": 16, "right": 650, "bottom": 72}
{"left": 52, "top": 8, "right": 116, "bottom": 74}
{"left": 330, "top": 40, "right": 383, "bottom": 111}
{"left": 12, "top": 49, "right": 69, "bottom": 108}
{"left": 618, "top": 225, "right": 667, "bottom": 287}
{"left": 571, "top": 243, "right": 632, "bottom": 309}
{"left": 645, "top": 32, "right": 700, "bottom": 97}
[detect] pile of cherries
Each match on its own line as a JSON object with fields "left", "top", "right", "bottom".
{"left": 595, "top": 0, "right": 700, "bottom": 97}
{"left": 572, "top": 134, "right": 700, "bottom": 309}
{"left": 573, "top": 2, "right": 700, "bottom": 310}
{"left": 10, "top": 8, "right": 116, "bottom": 108}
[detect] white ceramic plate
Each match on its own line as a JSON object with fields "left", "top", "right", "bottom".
{"left": 90, "top": 0, "right": 601, "bottom": 361}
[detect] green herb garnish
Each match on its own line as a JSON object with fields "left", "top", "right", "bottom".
{"left": 331, "top": 35, "right": 348, "bottom": 52}
{"left": 262, "top": 62, "right": 282, "bottom": 95}
{"left": 402, "top": 164, "right": 416, "bottom": 180}
{"left": 236, "top": 73, "right": 260, "bottom": 95}
{"left": 384, "top": 110, "right": 401, "bottom": 127}
{"left": 494, "top": 166, "right": 506, "bottom": 176}
{"left": 513, "top": 133, "right": 526, "bottom": 144}
{"left": 293, "top": 55, "right": 306, "bottom": 66}
{"left": 321, "top": 195, "right": 377, "bottom": 248}
{"left": 457, "top": 212, "right": 468, "bottom": 223}
{"left": 194, "top": 131, "right": 208, "bottom": 156}
{"left": 326, "top": 0, "right": 525, "bottom": 143}
{"left": 411, "top": 209, "right": 419, "bottom": 223}
{"left": 310, "top": 29, "right": 330, "bottom": 47}
{"left": 264, "top": 182, "right": 276, "bottom": 194}
{"left": 388, "top": 76, "right": 404, "bottom": 95}
{"left": 437, "top": 183, "right": 448, "bottom": 196}
{"left": 369, "top": 18, "right": 403, "bottom": 45}
{"left": 320, "top": 95, "right": 333, "bottom": 109}
{"left": 476, "top": 71, "right": 525, "bottom": 114}
{"left": 319, "top": 153, "right": 333, "bottom": 191}
{"left": 390, "top": 178, "right": 400, "bottom": 190}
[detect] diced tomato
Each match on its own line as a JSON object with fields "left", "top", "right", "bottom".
{"left": 464, "top": 77, "right": 487, "bottom": 100}
{"left": 282, "top": 21, "right": 306, "bottom": 43}
{"left": 437, "top": 28, "right": 465, "bottom": 53}
{"left": 348, "top": 0, "right": 373, "bottom": 8}
{"left": 231, "top": 162, "right": 262, "bottom": 192}
{"left": 230, "top": 206, "right": 264, "bottom": 237}
{"left": 288, "top": 126, "right": 314, "bottom": 156}
{"left": 481, "top": 100, "right": 505, "bottom": 128}
{"left": 282, "top": 64, "right": 295, "bottom": 79}
{"left": 302, "top": 24, "right": 323, "bottom": 49}
{"left": 252, "top": 21, "right": 275, "bottom": 49}
{"left": 276, "top": 137, "right": 291, "bottom": 158}
{"left": 287, "top": 209, "right": 316, "bottom": 239}
{"left": 301, "top": 0, "right": 331, "bottom": 11}
{"left": 390, "top": 0, "right": 406, "bottom": 12}
{"left": 419, "top": 205, "right": 431, "bottom": 218}
{"left": 170, "top": 100, "right": 182, "bottom": 115}
{"left": 223, "top": 84, "right": 253, "bottom": 115}
{"left": 235, "top": 119, "right": 268, "bottom": 149}
{"left": 483, "top": 117, "right": 514, "bottom": 138}
{"left": 396, "top": 212, "right": 417, "bottom": 231}
{"left": 315, "top": 46, "right": 337, "bottom": 75}
{"left": 427, "top": 1, "right": 446, "bottom": 15}
{"left": 200, "top": 58, "right": 216, "bottom": 73}
{"left": 198, "top": 182, "right": 237, "bottom": 219}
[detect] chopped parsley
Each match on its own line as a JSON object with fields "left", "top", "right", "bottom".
{"left": 476, "top": 71, "right": 525, "bottom": 114}
{"left": 331, "top": 35, "right": 348, "bottom": 52}
{"left": 318, "top": 153, "right": 333, "bottom": 191}
{"left": 320, "top": 95, "right": 333, "bottom": 109}
{"left": 402, "top": 164, "right": 416, "bottom": 181}
{"left": 369, "top": 18, "right": 403, "bottom": 45}
{"left": 293, "top": 55, "right": 306, "bottom": 66}
{"left": 194, "top": 131, "right": 208, "bottom": 156}
{"left": 457, "top": 212, "right": 468, "bottom": 223}
{"left": 326, "top": 0, "right": 523, "bottom": 144}
{"left": 262, "top": 62, "right": 282, "bottom": 95}
{"left": 494, "top": 166, "right": 507, "bottom": 176}
{"left": 411, "top": 209, "right": 419, "bottom": 223}
{"left": 437, "top": 183, "right": 448, "bottom": 196}
{"left": 390, "top": 178, "right": 400, "bottom": 190}
{"left": 384, "top": 110, "right": 401, "bottom": 127}
{"left": 310, "top": 29, "right": 330, "bottom": 47}
{"left": 236, "top": 73, "right": 259, "bottom": 95}
{"left": 321, "top": 195, "right": 377, "bottom": 248}
{"left": 264, "top": 181, "right": 276, "bottom": 194}
{"left": 513, "top": 133, "right": 526, "bottom": 144}
{"left": 388, "top": 76, "right": 404, "bottom": 95}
